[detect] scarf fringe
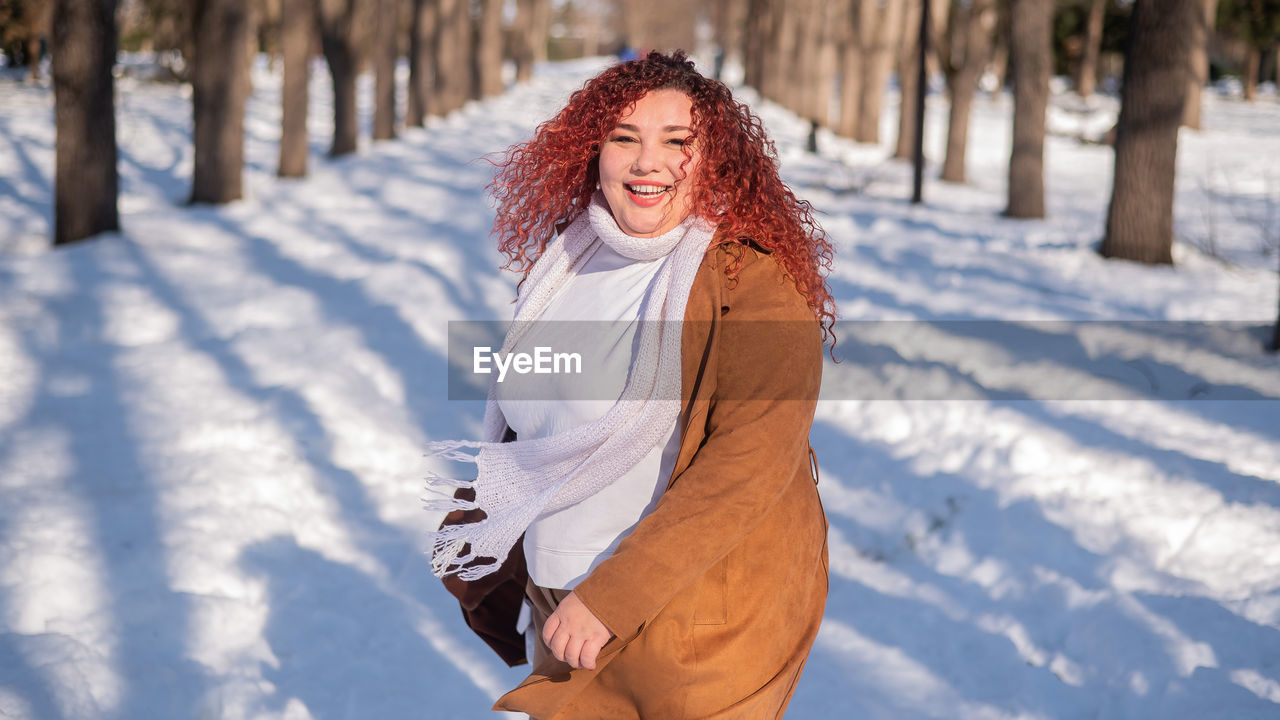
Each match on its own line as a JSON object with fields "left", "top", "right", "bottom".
{"left": 421, "top": 495, "right": 479, "bottom": 512}
{"left": 428, "top": 536, "right": 474, "bottom": 577}
{"left": 422, "top": 441, "right": 482, "bottom": 500}
{"left": 423, "top": 442, "right": 485, "bottom": 463}
{"left": 426, "top": 522, "right": 509, "bottom": 579}
{"left": 423, "top": 471, "right": 476, "bottom": 490}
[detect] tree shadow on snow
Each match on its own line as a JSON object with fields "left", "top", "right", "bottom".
{"left": 822, "top": 319, "right": 1280, "bottom": 508}
{"left": 0, "top": 111, "right": 54, "bottom": 233}
{"left": 199, "top": 210, "right": 493, "bottom": 443}
{"left": 240, "top": 536, "right": 522, "bottom": 720}
{"left": 0, "top": 240, "right": 207, "bottom": 720}
{"left": 114, "top": 213, "right": 526, "bottom": 712}
{"left": 796, "top": 414, "right": 1280, "bottom": 719}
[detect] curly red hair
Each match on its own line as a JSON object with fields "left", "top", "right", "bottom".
{"left": 489, "top": 51, "right": 836, "bottom": 342}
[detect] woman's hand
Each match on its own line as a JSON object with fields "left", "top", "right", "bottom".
{"left": 542, "top": 591, "right": 614, "bottom": 670}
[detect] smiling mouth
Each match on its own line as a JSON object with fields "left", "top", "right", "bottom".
{"left": 625, "top": 184, "right": 670, "bottom": 197}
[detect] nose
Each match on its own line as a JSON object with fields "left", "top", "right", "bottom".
{"left": 631, "top": 140, "right": 661, "bottom": 175}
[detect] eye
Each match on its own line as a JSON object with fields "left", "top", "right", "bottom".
{"left": 667, "top": 137, "right": 688, "bottom": 147}
{"left": 609, "top": 134, "right": 638, "bottom": 144}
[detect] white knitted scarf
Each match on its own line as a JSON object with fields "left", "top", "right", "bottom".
{"left": 423, "top": 191, "right": 717, "bottom": 580}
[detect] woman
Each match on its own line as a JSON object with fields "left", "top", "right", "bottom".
{"left": 427, "top": 51, "right": 836, "bottom": 719}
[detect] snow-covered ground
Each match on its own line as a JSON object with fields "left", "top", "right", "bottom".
{"left": 1, "top": 56, "right": 1278, "bottom": 719}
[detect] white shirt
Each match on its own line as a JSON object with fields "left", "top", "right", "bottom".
{"left": 496, "top": 239, "right": 681, "bottom": 590}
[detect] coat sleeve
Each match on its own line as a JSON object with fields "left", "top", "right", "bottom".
{"left": 571, "top": 252, "right": 823, "bottom": 643}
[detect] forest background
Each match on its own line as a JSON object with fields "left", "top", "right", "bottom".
{"left": 3, "top": 0, "right": 1280, "bottom": 345}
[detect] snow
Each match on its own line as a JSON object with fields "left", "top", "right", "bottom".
{"left": 1, "top": 55, "right": 1278, "bottom": 719}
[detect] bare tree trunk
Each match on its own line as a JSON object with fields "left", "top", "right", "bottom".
{"left": 858, "top": 0, "right": 904, "bottom": 144}
{"left": 989, "top": 1, "right": 1010, "bottom": 92}
{"left": 317, "top": 0, "right": 366, "bottom": 156}
{"left": 895, "top": 0, "right": 922, "bottom": 158}
{"left": 25, "top": 35, "right": 42, "bottom": 80}
{"left": 621, "top": 0, "right": 697, "bottom": 53}
{"left": 941, "top": 71, "right": 976, "bottom": 182}
{"left": 710, "top": 0, "right": 748, "bottom": 79}
{"left": 457, "top": 0, "right": 476, "bottom": 100}
{"left": 509, "top": 0, "right": 548, "bottom": 77}
{"left": 760, "top": 1, "right": 793, "bottom": 105}
{"left": 135, "top": 0, "right": 194, "bottom": 78}
{"left": 838, "top": 0, "right": 865, "bottom": 138}
{"left": 1244, "top": 45, "right": 1260, "bottom": 100}
{"left": 432, "top": 0, "right": 457, "bottom": 112}
{"left": 1006, "top": 0, "right": 1051, "bottom": 218}
{"left": 373, "top": 0, "right": 398, "bottom": 141}
{"left": 894, "top": 0, "right": 946, "bottom": 158}
{"left": 1101, "top": 0, "right": 1196, "bottom": 264}
{"left": 658, "top": 0, "right": 696, "bottom": 53}
{"left": 512, "top": 0, "right": 535, "bottom": 83}
{"left": 1183, "top": 0, "right": 1217, "bottom": 129}
{"left": 582, "top": 0, "right": 601, "bottom": 56}
{"left": 788, "top": 4, "right": 812, "bottom": 113}
{"left": 323, "top": 37, "right": 358, "bottom": 155}
{"left": 279, "top": 0, "right": 311, "bottom": 176}
{"left": 408, "top": 0, "right": 435, "bottom": 124}
{"left": 1076, "top": 0, "right": 1105, "bottom": 98}
{"left": 433, "top": 0, "right": 470, "bottom": 112}
{"left": 744, "top": 0, "right": 771, "bottom": 91}
{"left": 477, "top": 0, "right": 504, "bottom": 97}
{"left": 259, "top": 0, "right": 283, "bottom": 71}
{"left": 773, "top": 4, "right": 799, "bottom": 108}
{"left": 794, "top": 0, "right": 820, "bottom": 120}
{"left": 23, "top": 0, "right": 53, "bottom": 82}
{"left": 51, "top": 0, "right": 119, "bottom": 244}
{"left": 531, "top": 0, "right": 550, "bottom": 63}
{"left": 815, "top": 4, "right": 840, "bottom": 128}
{"left": 939, "top": 0, "right": 996, "bottom": 183}
{"left": 620, "top": 0, "right": 639, "bottom": 50}
{"left": 191, "top": 0, "right": 253, "bottom": 203}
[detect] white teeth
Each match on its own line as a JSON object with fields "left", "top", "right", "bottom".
{"left": 627, "top": 185, "right": 667, "bottom": 197}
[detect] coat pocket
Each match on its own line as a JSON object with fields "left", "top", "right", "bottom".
{"left": 693, "top": 555, "right": 728, "bottom": 625}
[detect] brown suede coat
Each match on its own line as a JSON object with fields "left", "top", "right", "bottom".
{"left": 446, "top": 242, "right": 829, "bottom": 719}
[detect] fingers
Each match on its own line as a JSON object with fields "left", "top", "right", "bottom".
{"left": 579, "top": 636, "right": 605, "bottom": 670}
{"left": 549, "top": 629, "right": 606, "bottom": 669}
{"left": 541, "top": 593, "right": 614, "bottom": 670}
{"left": 542, "top": 620, "right": 596, "bottom": 669}
{"left": 547, "top": 625, "right": 570, "bottom": 664}
{"left": 542, "top": 613, "right": 560, "bottom": 648}
{"left": 562, "top": 636, "right": 585, "bottom": 668}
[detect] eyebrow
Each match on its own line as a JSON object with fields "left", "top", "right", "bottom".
{"left": 616, "top": 123, "right": 693, "bottom": 133}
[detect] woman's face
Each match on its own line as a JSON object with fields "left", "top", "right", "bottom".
{"left": 598, "top": 89, "right": 701, "bottom": 238}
